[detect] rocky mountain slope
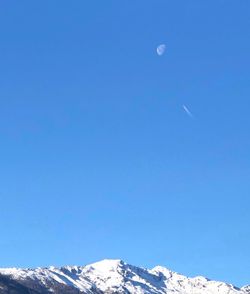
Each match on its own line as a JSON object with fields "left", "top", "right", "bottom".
{"left": 0, "top": 259, "right": 248, "bottom": 294}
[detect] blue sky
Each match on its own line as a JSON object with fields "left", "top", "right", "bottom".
{"left": 0, "top": 0, "right": 249, "bottom": 287}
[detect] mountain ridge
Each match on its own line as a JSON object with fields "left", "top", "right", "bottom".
{"left": 0, "top": 259, "right": 249, "bottom": 294}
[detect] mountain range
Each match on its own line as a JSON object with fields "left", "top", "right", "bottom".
{"left": 0, "top": 259, "right": 249, "bottom": 294}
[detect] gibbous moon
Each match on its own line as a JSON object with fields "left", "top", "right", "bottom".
{"left": 157, "top": 44, "right": 166, "bottom": 56}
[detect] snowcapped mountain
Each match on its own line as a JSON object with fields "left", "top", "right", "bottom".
{"left": 0, "top": 259, "right": 248, "bottom": 294}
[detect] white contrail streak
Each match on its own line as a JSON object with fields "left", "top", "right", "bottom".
{"left": 182, "top": 104, "right": 193, "bottom": 118}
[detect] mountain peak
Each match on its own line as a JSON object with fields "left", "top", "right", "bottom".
{"left": 87, "top": 258, "right": 124, "bottom": 270}
{"left": 0, "top": 259, "right": 248, "bottom": 294}
{"left": 151, "top": 265, "right": 173, "bottom": 279}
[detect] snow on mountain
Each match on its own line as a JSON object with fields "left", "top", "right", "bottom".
{"left": 0, "top": 259, "right": 248, "bottom": 294}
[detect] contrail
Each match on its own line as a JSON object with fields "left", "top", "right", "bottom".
{"left": 182, "top": 104, "right": 193, "bottom": 118}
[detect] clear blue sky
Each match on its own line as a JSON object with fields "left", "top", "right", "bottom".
{"left": 0, "top": 0, "right": 249, "bottom": 287}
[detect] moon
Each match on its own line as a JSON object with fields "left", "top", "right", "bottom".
{"left": 156, "top": 44, "right": 166, "bottom": 56}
